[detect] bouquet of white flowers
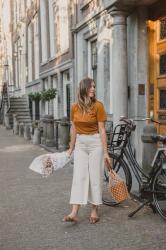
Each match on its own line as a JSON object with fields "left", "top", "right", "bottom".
{"left": 29, "top": 151, "right": 72, "bottom": 177}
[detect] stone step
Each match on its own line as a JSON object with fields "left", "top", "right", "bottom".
{"left": 9, "top": 107, "right": 30, "bottom": 110}
{"left": 10, "top": 98, "right": 27, "bottom": 101}
{"left": 16, "top": 115, "right": 31, "bottom": 119}
{"left": 9, "top": 97, "right": 32, "bottom": 126}
{"left": 14, "top": 115, "right": 31, "bottom": 118}
{"left": 10, "top": 102, "right": 28, "bottom": 106}
{"left": 17, "top": 119, "right": 31, "bottom": 123}
{"left": 9, "top": 110, "right": 30, "bottom": 113}
{"left": 10, "top": 102, "right": 28, "bottom": 105}
{"left": 10, "top": 104, "right": 28, "bottom": 108}
{"left": 10, "top": 101, "right": 28, "bottom": 105}
{"left": 10, "top": 101, "right": 28, "bottom": 104}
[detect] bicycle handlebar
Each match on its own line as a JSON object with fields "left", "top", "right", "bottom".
{"left": 133, "top": 117, "right": 161, "bottom": 125}
{"left": 120, "top": 117, "right": 163, "bottom": 125}
{"left": 119, "top": 116, "right": 136, "bottom": 131}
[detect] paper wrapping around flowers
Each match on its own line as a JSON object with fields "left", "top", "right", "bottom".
{"left": 29, "top": 151, "right": 72, "bottom": 177}
{"left": 42, "top": 156, "right": 54, "bottom": 177}
{"left": 108, "top": 170, "right": 129, "bottom": 202}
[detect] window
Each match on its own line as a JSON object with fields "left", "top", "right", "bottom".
{"left": 66, "top": 84, "right": 70, "bottom": 118}
{"left": 35, "top": 100, "right": 40, "bottom": 120}
{"left": 43, "top": 78, "right": 48, "bottom": 90}
{"left": 34, "top": 15, "right": 39, "bottom": 79}
{"left": 160, "top": 19, "right": 166, "bottom": 40}
{"left": 62, "top": 70, "right": 71, "bottom": 117}
{"left": 40, "top": 0, "right": 48, "bottom": 62}
{"left": 159, "top": 54, "right": 166, "bottom": 75}
{"left": 18, "top": 39, "right": 22, "bottom": 86}
{"left": 28, "top": 23, "right": 33, "bottom": 82}
{"left": 160, "top": 89, "right": 166, "bottom": 110}
{"left": 14, "top": 43, "right": 18, "bottom": 87}
{"left": 58, "top": 0, "right": 69, "bottom": 52}
{"left": 91, "top": 40, "right": 97, "bottom": 84}
{"left": 48, "top": 0, "right": 56, "bottom": 57}
{"left": 51, "top": 75, "right": 58, "bottom": 119}
{"left": 91, "top": 40, "right": 97, "bottom": 69}
{"left": 43, "top": 78, "right": 49, "bottom": 115}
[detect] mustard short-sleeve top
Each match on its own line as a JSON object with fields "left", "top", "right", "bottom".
{"left": 70, "top": 100, "right": 107, "bottom": 134}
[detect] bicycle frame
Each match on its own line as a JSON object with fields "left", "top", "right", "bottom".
{"left": 109, "top": 122, "right": 166, "bottom": 193}
{"left": 107, "top": 118, "right": 166, "bottom": 219}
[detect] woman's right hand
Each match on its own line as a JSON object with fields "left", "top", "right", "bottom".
{"left": 104, "top": 152, "right": 112, "bottom": 171}
{"left": 67, "top": 148, "right": 73, "bottom": 157}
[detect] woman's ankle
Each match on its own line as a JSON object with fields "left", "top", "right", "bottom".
{"left": 90, "top": 205, "right": 99, "bottom": 217}
{"left": 71, "top": 204, "right": 80, "bottom": 217}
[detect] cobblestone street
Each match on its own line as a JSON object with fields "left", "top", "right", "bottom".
{"left": 0, "top": 125, "right": 166, "bottom": 250}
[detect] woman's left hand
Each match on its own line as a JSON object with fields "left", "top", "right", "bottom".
{"left": 104, "top": 152, "right": 112, "bottom": 171}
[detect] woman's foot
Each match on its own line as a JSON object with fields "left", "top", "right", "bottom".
{"left": 63, "top": 214, "right": 78, "bottom": 222}
{"left": 63, "top": 205, "right": 80, "bottom": 222}
{"left": 89, "top": 216, "right": 100, "bottom": 224}
{"left": 90, "top": 205, "right": 100, "bottom": 224}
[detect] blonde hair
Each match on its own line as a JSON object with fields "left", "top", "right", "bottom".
{"left": 77, "top": 77, "right": 96, "bottom": 113}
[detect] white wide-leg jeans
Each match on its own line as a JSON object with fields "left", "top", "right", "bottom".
{"left": 70, "top": 134, "right": 104, "bottom": 205}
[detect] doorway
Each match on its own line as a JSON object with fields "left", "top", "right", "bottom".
{"left": 148, "top": 18, "right": 166, "bottom": 135}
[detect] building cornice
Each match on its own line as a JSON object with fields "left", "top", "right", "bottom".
{"left": 71, "top": 8, "right": 108, "bottom": 33}
{"left": 39, "top": 60, "right": 73, "bottom": 78}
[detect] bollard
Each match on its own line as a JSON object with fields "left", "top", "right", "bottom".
{"left": 33, "top": 128, "right": 41, "bottom": 145}
{"left": 141, "top": 122, "right": 157, "bottom": 174}
{"left": 13, "top": 114, "right": 19, "bottom": 134}
{"left": 24, "top": 124, "right": 31, "bottom": 140}
{"left": 19, "top": 122, "right": 24, "bottom": 136}
{"left": 5, "top": 113, "right": 12, "bottom": 129}
{"left": 41, "top": 115, "right": 56, "bottom": 147}
{"left": 58, "top": 118, "right": 70, "bottom": 150}
{"left": 54, "top": 119, "right": 60, "bottom": 149}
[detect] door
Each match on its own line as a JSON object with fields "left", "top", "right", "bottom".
{"left": 148, "top": 18, "right": 166, "bottom": 135}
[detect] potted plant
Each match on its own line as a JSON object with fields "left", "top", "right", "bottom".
{"left": 41, "top": 88, "right": 57, "bottom": 114}
{"left": 28, "top": 92, "right": 41, "bottom": 102}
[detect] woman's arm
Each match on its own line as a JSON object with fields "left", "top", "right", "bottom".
{"left": 67, "top": 122, "right": 77, "bottom": 155}
{"left": 98, "top": 122, "right": 112, "bottom": 170}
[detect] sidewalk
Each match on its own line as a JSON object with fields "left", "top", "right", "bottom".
{"left": 0, "top": 125, "right": 166, "bottom": 250}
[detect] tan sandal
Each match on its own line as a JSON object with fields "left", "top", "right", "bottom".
{"left": 63, "top": 215, "right": 78, "bottom": 222}
{"left": 89, "top": 216, "right": 100, "bottom": 224}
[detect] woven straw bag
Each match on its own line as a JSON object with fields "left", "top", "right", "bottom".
{"left": 108, "top": 169, "right": 129, "bottom": 202}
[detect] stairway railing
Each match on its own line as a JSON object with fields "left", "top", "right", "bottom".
{"left": 0, "top": 83, "right": 7, "bottom": 124}
{"left": 6, "top": 82, "right": 11, "bottom": 111}
{"left": 0, "top": 83, "right": 7, "bottom": 110}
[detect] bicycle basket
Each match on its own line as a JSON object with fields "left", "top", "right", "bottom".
{"left": 110, "top": 124, "right": 129, "bottom": 149}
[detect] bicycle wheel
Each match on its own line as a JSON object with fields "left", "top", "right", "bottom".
{"left": 102, "top": 152, "right": 132, "bottom": 206}
{"left": 152, "top": 168, "right": 166, "bottom": 220}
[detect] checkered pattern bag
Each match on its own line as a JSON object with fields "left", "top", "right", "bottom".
{"left": 108, "top": 169, "right": 129, "bottom": 202}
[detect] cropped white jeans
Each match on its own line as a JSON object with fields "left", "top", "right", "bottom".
{"left": 70, "top": 133, "right": 104, "bottom": 205}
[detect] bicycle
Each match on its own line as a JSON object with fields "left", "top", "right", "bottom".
{"left": 102, "top": 117, "right": 166, "bottom": 220}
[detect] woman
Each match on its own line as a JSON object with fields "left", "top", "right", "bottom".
{"left": 63, "top": 77, "right": 112, "bottom": 224}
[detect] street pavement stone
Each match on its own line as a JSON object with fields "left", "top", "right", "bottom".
{"left": 0, "top": 125, "right": 166, "bottom": 250}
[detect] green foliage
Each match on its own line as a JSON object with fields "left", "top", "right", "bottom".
{"left": 28, "top": 88, "right": 57, "bottom": 102}
{"left": 41, "top": 88, "right": 57, "bottom": 102}
{"left": 28, "top": 92, "right": 41, "bottom": 101}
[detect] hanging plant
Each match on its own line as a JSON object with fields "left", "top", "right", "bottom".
{"left": 41, "top": 88, "right": 57, "bottom": 102}
{"left": 28, "top": 92, "right": 41, "bottom": 101}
